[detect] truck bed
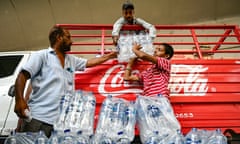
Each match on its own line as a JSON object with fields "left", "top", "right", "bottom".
{"left": 59, "top": 24, "right": 240, "bottom": 140}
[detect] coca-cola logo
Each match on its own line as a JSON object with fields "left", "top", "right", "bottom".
{"left": 75, "top": 60, "right": 209, "bottom": 97}
{"left": 169, "top": 65, "right": 208, "bottom": 96}
{"left": 98, "top": 64, "right": 143, "bottom": 97}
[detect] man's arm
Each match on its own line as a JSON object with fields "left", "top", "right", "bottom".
{"left": 112, "top": 36, "right": 119, "bottom": 46}
{"left": 112, "top": 17, "right": 125, "bottom": 46}
{"left": 15, "top": 82, "right": 32, "bottom": 132}
{"left": 123, "top": 58, "right": 139, "bottom": 81}
{"left": 136, "top": 18, "right": 156, "bottom": 39}
{"left": 132, "top": 43, "right": 158, "bottom": 64}
{"left": 86, "top": 51, "right": 117, "bottom": 67}
{"left": 14, "top": 70, "right": 31, "bottom": 119}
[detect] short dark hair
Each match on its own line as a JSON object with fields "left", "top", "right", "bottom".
{"left": 162, "top": 43, "right": 174, "bottom": 59}
{"left": 49, "top": 26, "right": 65, "bottom": 47}
{"left": 122, "top": 1, "right": 134, "bottom": 10}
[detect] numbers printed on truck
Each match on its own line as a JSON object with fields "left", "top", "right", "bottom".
{"left": 175, "top": 112, "right": 194, "bottom": 118}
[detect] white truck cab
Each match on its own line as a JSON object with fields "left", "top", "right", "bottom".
{"left": 0, "top": 51, "right": 32, "bottom": 135}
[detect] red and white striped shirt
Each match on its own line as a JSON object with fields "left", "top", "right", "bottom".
{"left": 138, "top": 57, "right": 171, "bottom": 97}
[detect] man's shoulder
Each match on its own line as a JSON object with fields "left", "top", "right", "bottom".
{"left": 32, "top": 48, "right": 49, "bottom": 55}
{"left": 135, "top": 17, "right": 150, "bottom": 24}
{"left": 158, "top": 57, "right": 170, "bottom": 62}
{"left": 29, "top": 48, "right": 51, "bottom": 61}
{"left": 114, "top": 17, "right": 125, "bottom": 24}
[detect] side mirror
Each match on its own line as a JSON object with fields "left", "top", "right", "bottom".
{"left": 8, "top": 85, "right": 15, "bottom": 97}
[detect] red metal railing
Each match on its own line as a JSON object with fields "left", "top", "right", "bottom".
{"left": 57, "top": 24, "right": 240, "bottom": 59}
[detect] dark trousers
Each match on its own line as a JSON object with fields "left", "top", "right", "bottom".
{"left": 20, "top": 118, "right": 53, "bottom": 138}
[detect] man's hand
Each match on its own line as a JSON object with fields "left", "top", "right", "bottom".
{"left": 133, "top": 43, "right": 142, "bottom": 51}
{"left": 107, "top": 51, "right": 118, "bottom": 59}
{"left": 124, "top": 57, "right": 139, "bottom": 81}
{"left": 112, "top": 36, "right": 119, "bottom": 46}
{"left": 14, "top": 98, "right": 28, "bottom": 119}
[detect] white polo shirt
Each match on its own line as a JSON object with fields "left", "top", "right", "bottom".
{"left": 22, "top": 47, "right": 87, "bottom": 125}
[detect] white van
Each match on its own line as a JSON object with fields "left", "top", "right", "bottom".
{"left": 0, "top": 51, "right": 32, "bottom": 136}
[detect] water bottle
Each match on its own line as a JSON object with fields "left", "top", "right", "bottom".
{"left": 68, "top": 90, "right": 84, "bottom": 133}
{"left": 78, "top": 91, "right": 96, "bottom": 136}
{"left": 207, "top": 128, "right": 227, "bottom": 144}
{"left": 75, "top": 130, "right": 89, "bottom": 144}
{"left": 198, "top": 129, "right": 212, "bottom": 144}
{"left": 175, "top": 130, "right": 185, "bottom": 144}
{"left": 96, "top": 97, "right": 136, "bottom": 143}
{"left": 95, "top": 95, "right": 114, "bottom": 135}
{"left": 65, "top": 91, "right": 84, "bottom": 131}
{"left": 123, "top": 101, "right": 136, "bottom": 142}
{"left": 54, "top": 92, "right": 73, "bottom": 132}
{"left": 115, "top": 99, "right": 135, "bottom": 141}
{"left": 147, "top": 103, "right": 167, "bottom": 134}
{"left": 118, "top": 33, "right": 134, "bottom": 62}
{"left": 24, "top": 109, "right": 32, "bottom": 122}
{"left": 143, "top": 33, "right": 154, "bottom": 56}
{"left": 16, "top": 132, "right": 36, "bottom": 144}
{"left": 116, "top": 138, "right": 130, "bottom": 144}
{"left": 34, "top": 131, "right": 48, "bottom": 144}
{"left": 59, "top": 129, "right": 77, "bottom": 144}
{"left": 155, "top": 94, "right": 181, "bottom": 135}
{"left": 102, "top": 98, "right": 124, "bottom": 140}
{"left": 168, "top": 129, "right": 184, "bottom": 144}
{"left": 136, "top": 96, "right": 154, "bottom": 143}
{"left": 185, "top": 128, "right": 201, "bottom": 144}
{"left": 4, "top": 130, "right": 17, "bottom": 144}
{"left": 137, "top": 95, "right": 179, "bottom": 143}
{"left": 48, "top": 130, "right": 59, "bottom": 144}
{"left": 99, "top": 136, "right": 114, "bottom": 144}
{"left": 144, "top": 131, "right": 160, "bottom": 144}
{"left": 112, "top": 101, "right": 126, "bottom": 131}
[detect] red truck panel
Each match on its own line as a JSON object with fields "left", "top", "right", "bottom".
{"left": 75, "top": 59, "right": 240, "bottom": 134}
{"left": 57, "top": 24, "right": 240, "bottom": 135}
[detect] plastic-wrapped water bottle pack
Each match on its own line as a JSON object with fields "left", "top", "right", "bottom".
{"left": 117, "top": 31, "right": 154, "bottom": 62}
{"left": 184, "top": 128, "right": 228, "bottom": 144}
{"left": 92, "top": 95, "right": 137, "bottom": 144}
{"left": 4, "top": 91, "right": 228, "bottom": 144}
{"left": 54, "top": 90, "right": 96, "bottom": 140}
{"left": 4, "top": 127, "right": 228, "bottom": 144}
{"left": 135, "top": 94, "right": 181, "bottom": 143}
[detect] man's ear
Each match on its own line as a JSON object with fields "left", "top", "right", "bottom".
{"left": 57, "top": 35, "right": 62, "bottom": 41}
{"left": 165, "top": 54, "right": 170, "bottom": 59}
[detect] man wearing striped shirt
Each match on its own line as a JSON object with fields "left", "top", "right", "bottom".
{"left": 123, "top": 43, "right": 174, "bottom": 97}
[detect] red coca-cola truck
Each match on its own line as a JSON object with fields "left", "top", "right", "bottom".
{"left": 59, "top": 24, "right": 240, "bottom": 142}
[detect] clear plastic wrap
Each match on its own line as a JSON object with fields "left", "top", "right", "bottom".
{"left": 117, "top": 32, "right": 154, "bottom": 63}
{"left": 93, "top": 96, "right": 136, "bottom": 143}
{"left": 135, "top": 95, "right": 181, "bottom": 143}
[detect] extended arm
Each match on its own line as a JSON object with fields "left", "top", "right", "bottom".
{"left": 86, "top": 51, "right": 117, "bottom": 67}
{"left": 132, "top": 43, "right": 158, "bottom": 64}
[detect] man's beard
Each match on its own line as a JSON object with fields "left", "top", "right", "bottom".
{"left": 126, "top": 18, "right": 134, "bottom": 24}
{"left": 60, "top": 42, "right": 71, "bottom": 52}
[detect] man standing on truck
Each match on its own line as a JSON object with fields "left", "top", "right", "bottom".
{"left": 112, "top": 1, "right": 156, "bottom": 46}
{"left": 14, "top": 25, "right": 117, "bottom": 137}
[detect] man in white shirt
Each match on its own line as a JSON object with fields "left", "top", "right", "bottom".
{"left": 14, "top": 26, "right": 117, "bottom": 137}
{"left": 112, "top": 1, "right": 156, "bottom": 46}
